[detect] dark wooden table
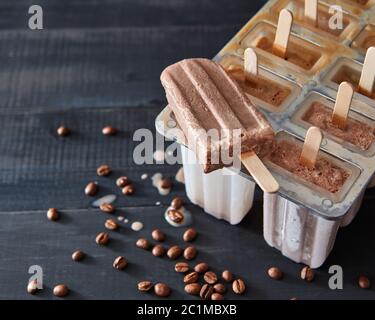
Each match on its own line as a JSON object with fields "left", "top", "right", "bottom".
{"left": 0, "top": 0, "right": 374, "bottom": 300}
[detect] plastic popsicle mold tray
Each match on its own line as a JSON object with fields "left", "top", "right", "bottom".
{"left": 155, "top": 0, "right": 375, "bottom": 264}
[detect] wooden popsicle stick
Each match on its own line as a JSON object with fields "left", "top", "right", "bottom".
{"left": 244, "top": 48, "right": 258, "bottom": 78}
{"left": 299, "top": 127, "right": 322, "bottom": 169}
{"left": 358, "top": 47, "right": 375, "bottom": 97}
{"left": 240, "top": 151, "right": 279, "bottom": 193}
{"left": 272, "top": 9, "right": 293, "bottom": 59}
{"left": 332, "top": 81, "right": 354, "bottom": 130}
{"left": 305, "top": 0, "right": 318, "bottom": 26}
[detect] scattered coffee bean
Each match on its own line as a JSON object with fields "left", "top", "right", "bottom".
{"left": 167, "top": 209, "right": 184, "bottom": 224}
{"left": 300, "top": 266, "right": 315, "bottom": 282}
{"left": 185, "top": 283, "right": 201, "bottom": 296}
{"left": 183, "top": 228, "right": 197, "bottom": 242}
{"left": 105, "top": 219, "right": 119, "bottom": 230}
{"left": 154, "top": 283, "right": 171, "bottom": 297}
{"left": 72, "top": 250, "right": 85, "bottom": 262}
{"left": 175, "top": 262, "right": 190, "bottom": 273}
{"left": 214, "top": 283, "right": 226, "bottom": 294}
{"left": 222, "top": 270, "right": 233, "bottom": 283}
{"left": 57, "top": 126, "right": 70, "bottom": 137}
{"left": 211, "top": 293, "right": 224, "bottom": 300}
{"left": 53, "top": 284, "right": 69, "bottom": 297}
{"left": 167, "top": 245, "right": 183, "bottom": 260}
{"left": 100, "top": 203, "right": 115, "bottom": 213}
{"left": 122, "top": 184, "right": 134, "bottom": 195}
{"left": 96, "top": 232, "right": 109, "bottom": 245}
{"left": 138, "top": 281, "right": 153, "bottom": 292}
{"left": 136, "top": 238, "right": 151, "bottom": 250}
{"left": 194, "top": 262, "right": 209, "bottom": 274}
{"left": 160, "top": 179, "right": 172, "bottom": 189}
{"left": 85, "top": 182, "right": 98, "bottom": 196}
{"left": 152, "top": 244, "right": 166, "bottom": 257}
{"left": 152, "top": 229, "right": 165, "bottom": 242}
{"left": 290, "top": 297, "right": 298, "bottom": 300}
{"left": 184, "top": 246, "right": 197, "bottom": 261}
{"left": 268, "top": 267, "right": 283, "bottom": 280}
{"left": 200, "top": 284, "right": 214, "bottom": 300}
{"left": 113, "top": 256, "right": 128, "bottom": 270}
{"left": 47, "top": 208, "right": 59, "bottom": 221}
{"left": 102, "top": 126, "right": 117, "bottom": 136}
{"left": 358, "top": 276, "right": 371, "bottom": 289}
{"left": 184, "top": 271, "right": 199, "bottom": 284}
{"left": 27, "top": 279, "right": 39, "bottom": 294}
{"left": 116, "top": 176, "right": 130, "bottom": 188}
{"left": 97, "top": 164, "right": 111, "bottom": 176}
{"left": 232, "top": 279, "right": 246, "bottom": 295}
{"left": 171, "top": 197, "right": 183, "bottom": 210}
{"left": 204, "top": 271, "right": 218, "bottom": 285}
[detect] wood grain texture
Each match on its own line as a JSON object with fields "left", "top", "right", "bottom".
{"left": 0, "top": 0, "right": 265, "bottom": 29}
{"left": 0, "top": 202, "right": 374, "bottom": 300}
{"left": 0, "top": 26, "right": 238, "bottom": 112}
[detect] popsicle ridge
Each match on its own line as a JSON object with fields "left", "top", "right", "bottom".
{"left": 160, "top": 58, "right": 275, "bottom": 173}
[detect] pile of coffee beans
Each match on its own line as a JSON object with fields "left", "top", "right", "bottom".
{"left": 177, "top": 262, "right": 245, "bottom": 300}
{"left": 36, "top": 141, "right": 372, "bottom": 299}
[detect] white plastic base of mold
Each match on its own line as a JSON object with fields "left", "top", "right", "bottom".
{"left": 181, "top": 145, "right": 255, "bottom": 225}
{"left": 263, "top": 192, "right": 364, "bottom": 268}
{"left": 368, "top": 175, "right": 375, "bottom": 188}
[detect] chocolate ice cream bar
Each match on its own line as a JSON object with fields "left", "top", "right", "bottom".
{"left": 160, "top": 58, "right": 275, "bottom": 173}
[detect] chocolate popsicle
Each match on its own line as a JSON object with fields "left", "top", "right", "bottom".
{"left": 160, "top": 58, "right": 278, "bottom": 192}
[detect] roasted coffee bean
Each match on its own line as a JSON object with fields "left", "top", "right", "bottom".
{"left": 184, "top": 271, "right": 199, "bottom": 284}
{"left": 116, "top": 176, "right": 130, "bottom": 188}
{"left": 152, "top": 244, "right": 166, "bottom": 257}
{"left": 136, "top": 238, "right": 151, "bottom": 250}
{"left": 211, "top": 293, "right": 224, "bottom": 300}
{"left": 154, "top": 283, "right": 171, "bottom": 297}
{"left": 85, "top": 182, "right": 98, "bottom": 196}
{"left": 113, "top": 256, "right": 128, "bottom": 270}
{"left": 122, "top": 184, "right": 134, "bottom": 195}
{"left": 184, "top": 283, "right": 201, "bottom": 296}
{"left": 96, "top": 232, "right": 109, "bottom": 245}
{"left": 97, "top": 164, "right": 111, "bottom": 176}
{"left": 138, "top": 281, "right": 153, "bottom": 292}
{"left": 200, "top": 284, "right": 214, "bottom": 300}
{"left": 184, "top": 246, "right": 197, "bottom": 261}
{"left": 204, "top": 271, "right": 218, "bottom": 285}
{"left": 100, "top": 203, "right": 115, "bottom": 213}
{"left": 171, "top": 197, "right": 183, "bottom": 210}
{"left": 300, "top": 266, "right": 315, "bottom": 282}
{"left": 175, "top": 262, "right": 189, "bottom": 273}
{"left": 27, "top": 279, "right": 39, "bottom": 294}
{"left": 72, "top": 250, "right": 85, "bottom": 262}
{"left": 47, "top": 208, "right": 59, "bottom": 221}
{"left": 160, "top": 179, "right": 172, "bottom": 189}
{"left": 167, "top": 245, "right": 183, "bottom": 260}
{"left": 183, "top": 228, "right": 197, "bottom": 242}
{"left": 268, "top": 267, "right": 283, "bottom": 280}
{"left": 290, "top": 297, "right": 298, "bottom": 300}
{"left": 102, "top": 126, "right": 117, "bottom": 136}
{"left": 57, "top": 126, "right": 70, "bottom": 137}
{"left": 214, "top": 283, "right": 226, "bottom": 294}
{"left": 232, "top": 279, "right": 246, "bottom": 295}
{"left": 105, "top": 219, "right": 119, "bottom": 230}
{"left": 194, "top": 262, "right": 209, "bottom": 274}
{"left": 167, "top": 209, "right": 184, "bottom": 224}
{"left": 222, "top": 270, "right": 233, "bottom": 283}
{"left": 358, "top": 276, "right": 371, "bottom": 289}
{"left": 53, "top": 284, "right": 69, "bottom": 297}
{"left": 152, "top": 229, "right": 165, "bottom": 242}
